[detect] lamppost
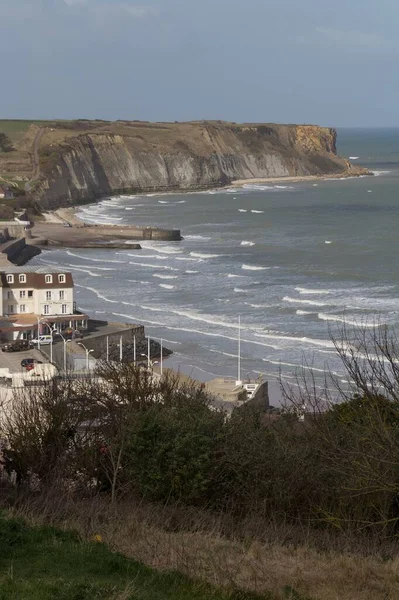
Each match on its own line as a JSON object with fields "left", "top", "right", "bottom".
{"left": 140, "top": 354, "right": 158, "bottom": 370}
{"left": 78, "top": 342, "right": 94, "bottom": 371}
{"left": 56, "top": 330, "right": 71, "bottom": 372}
{"left": 37, "top": 317, "right": 54, "bottom": 362}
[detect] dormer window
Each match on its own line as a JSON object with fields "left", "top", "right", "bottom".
{"left": 6, "top": 275, "right": 14, "bottom": 284}
{"left": 19, "top": 274, "right": 26, "bottom": 283}
{"left": 45, "top": 275, "right": 53, "bottom": 284}
{"left": 58, "top": 274, "right": 66, "bottom": 283}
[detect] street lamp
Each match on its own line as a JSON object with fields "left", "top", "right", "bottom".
{"left": 140, "top": 353, "right": 159, "bottom": 370}
{"left": 37, "top": 317, "right": 54, "bottom": 362}
{"left": 78, "top": 342, "right": 94, "bottom": 371}
{"left": 55, "top": 329, "right": 71, "bottom": 372}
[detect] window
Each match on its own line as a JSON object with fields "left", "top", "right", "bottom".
{"left": 28, "top": 290, "right": 33, "bottom": 298}
{"left": 19, "top": 274, "right": 26, "bottom": 283}
{"left": 59, "top": 290, "right": 65, "bottom": 301}
{"left": 8, "top": 305, "right": 14, "bottom": 314}
{"left": 43, "top": 305, "right": 50, "bottom": 315}
{"left": 20, "top": 290, "right": 26, "bottom": 299}
{"left": 6, "top": 275, "right": 13, "bottom": 284}
{"left": 7, "top": 291, "right": 12, "bottom": 299}
{"left": 20, "top": 305, "right": 26, "bottom": 313}
{"left": 59, "top": 274, "right": 66, "bottom": 283}
{"left": 45, "top": 275, "right": 53, "bottom": 284}
{"left": 61, "top": 304, "right": 68, "bottom": 314}
{"left": 46, "top": 291, "right": 52, "bottom": 301}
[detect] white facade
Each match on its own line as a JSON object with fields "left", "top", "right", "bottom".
{"left": 1, "top": 273, "right": 74, "bottom": 318}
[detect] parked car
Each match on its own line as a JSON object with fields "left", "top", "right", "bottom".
{"left": 3, "top": 340, "right": 32, "bottom": 352}
{"left": 21, "top": 358, "right": 43, "bottom": 368}
{"left": 25, "top": 362, "right": 43, "bottom": 371}
{"left": 62, "top": 329, "right": 83, "bottom": 340}
{"left": 30, "top": 335, "right": 53, "bottom": 346}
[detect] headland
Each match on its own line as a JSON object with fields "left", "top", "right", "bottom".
{"left": 0, "top": 119, "right": 370, "bottom": 213}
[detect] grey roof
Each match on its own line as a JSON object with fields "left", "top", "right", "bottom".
{"left": 0, "top": 266, "right": 70, "bottom": 274}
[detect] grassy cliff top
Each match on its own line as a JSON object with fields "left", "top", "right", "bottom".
{"left": 0, "top": 514, "right": 272, "bottom": 600}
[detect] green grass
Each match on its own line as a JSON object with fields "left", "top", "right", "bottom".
{"left": 0, "top": 515, "right": 272, "bottom": 600}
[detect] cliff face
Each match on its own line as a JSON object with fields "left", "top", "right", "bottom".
{"left": 32, "top": 121, "right": 361, "bottom": 209}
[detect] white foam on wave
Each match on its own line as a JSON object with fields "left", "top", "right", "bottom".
{"left": 159, "top": 284, "right": 174, "bottom": 289}
{"left": 255, "top": 332, "right": 335, "bottom": 349}
{"left": 128, "top": 261, "right": 179, "bottom": 271}
{"left": 283, "top": 296, "right": 327, "bottom": 307}
{"left": 141, "top": 242, "right": 182, "bottom": 254}
{"left": 124, "top": 253, "right": 168, "bottom": 260}
{"left": 238, "top": 209, "right": 248, "bottom": 213}
{"left": 185, "top": 270, "right": 198, "bottom": 274}
{"left": 125, "top": 207, "right": 134, "bottom": 210}
{"left": 251, "top": 210, "right": 264, "bottom": 214}
{"left": 244, "top": 302, "right": 273, "bottom": 308}
{"left": 325, "top": 240, "right": 332, "bottom": 244}
{"left": 240, "top": 240, "right": 255, "bottom": 246}
{"left": 242, "top": 264, "right": 267, "bottom": 271}
{"left": 67, "top": 263, "right": 114, "bottom": 272}
{"left": 65, "top": 251, "right": 127, "bottom": 264}
{"left": 66, "top": 265, "right": 101, "bottom": 277}
{"left": 349, "top": 156, "right": 359, "bottom": 160}
{"left": 296, "top": 309, "right": 315, "bottom": 315}
{"left": 175, "top": 257, "right": 203, "bottom": 262}
{"left": 317, "top": 313, "right": 384, "bottom": 327}
{"left": 372, "top": 170, "right": 391, "bottom": 176}
{"left": 295, "top": 287, "right": 331, "bottom": 295}
{"left": 228, "top": 273, "right": 247, "bottom": 278}
{"left": 234, "top": 287, "right": 250, "bottom": 293}
{"left": 184, "top": 235, "right": 211, "bottom": 240}
{"left": 158, "top": 200, "right": 169, "bottom": 204}
{"left": 190, "top": 252, "right": 220, "bottom": 259}
{"left": 153, "top": 274, "right": 178, "bottom": 280}
{"left": 75, "top": 283, "right": 119, "bottom": 303}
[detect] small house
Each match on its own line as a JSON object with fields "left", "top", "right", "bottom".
{"left": 0, "top": 186, "right": 14, "bottom": 200}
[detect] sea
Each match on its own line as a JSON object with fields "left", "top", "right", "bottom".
{"left": 30, "top": 128, "right": 399, "bottom": 404}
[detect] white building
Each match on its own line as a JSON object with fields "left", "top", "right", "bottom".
{"left": 0, "top": 267, "right": 88, "bottom": 341}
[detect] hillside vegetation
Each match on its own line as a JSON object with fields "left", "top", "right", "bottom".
{"left": 0, "top": 515, "right": 274, "bottom": 600}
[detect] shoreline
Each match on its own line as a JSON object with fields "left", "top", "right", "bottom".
{"left": 37, "top": 167, "right": 374, "bottom": 231}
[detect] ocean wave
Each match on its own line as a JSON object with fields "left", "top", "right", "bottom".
{"left": 75, "top": 284, "right": 119, "bottom": 304}
{"left": 242, "top": 264, "right": 268, "bottom": 271}
{"left": 190, "top": 252, "right": 221, "bottom": 259}
{"left": 234, "top": 287, "right": 250, "bottom": 293}
{"left": 184, "top": 235, "right": 211, "bottom": 240}
{"left": 238, "top": 209, "right": 248, "bottom": 213}
{"left": 371, "top": 170, "right": 391, "bottom": 176}
{"left": 251, "top": 210, "right": 264, "bottom": 214}
{"left": 349, "top": 156, "right": 359, "bottom": 160}
{"left": 295, "top": 287, "right": 331, "bottom": 295}
{"left": 240, "top": 240, "right": 255, "bottom": 246}
{"left": 175, "top": 257, "right": 203, "bottom": 262}
{"left": 159, "top": 284, "right": 174, "bottom": 289}
{"left": 317, "top": 313, "right": 384, "bottom": 327}
{"left": 283, "top": 296, "right": 327, "bottom": 307}
{"left": 141, "top": 242, "right": 182, "bottom": 254}
{"left": 65, "top": 251, "right": 127, "bottom": 264}
{"left": 296, "top": 309, "right": 315, "bottom": 315}
{"left": 254, "top": 332, "right": 335, "bottom": 349}
{"left": 185, "top": 270, "right": 199, "bottom": 274}
{"left": 158, "top": 200, "right": 169, "bottom": 204}
{"left": 152, "top": 274, "right": 178, "bottom": 280}
{"left": 128, "top": 261, "right": 179, "bottom": 271}
{"left": 125, "top": 207, "right": 134, "bottom": 210}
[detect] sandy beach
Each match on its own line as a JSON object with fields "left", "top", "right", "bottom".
{"left": 231, "top": 170, "right": 372, "bottom": 187}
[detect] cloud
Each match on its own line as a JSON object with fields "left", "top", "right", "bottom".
{"left": 315, "top": 27, "right": 385, "bottom": 49}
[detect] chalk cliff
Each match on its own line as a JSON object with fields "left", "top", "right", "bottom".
{"left": 32, "top": 121, "right": 366, "bottom": 209}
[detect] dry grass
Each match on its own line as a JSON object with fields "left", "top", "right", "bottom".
{"left": 5, "top": 493, "right": 399, "bottom": 600}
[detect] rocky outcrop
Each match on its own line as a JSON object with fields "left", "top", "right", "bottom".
{"left": 32, "top": 121, "right": 367, "bottom": 209}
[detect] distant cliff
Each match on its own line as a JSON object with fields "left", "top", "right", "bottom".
{"left": 30, "top": 121, "right": 367, "bottom": 209}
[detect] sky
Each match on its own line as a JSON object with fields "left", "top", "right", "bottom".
{"left": 0, "top": 0, "right": 397, "bottom": 126}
